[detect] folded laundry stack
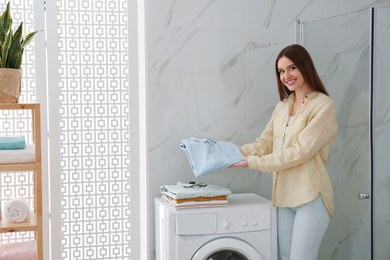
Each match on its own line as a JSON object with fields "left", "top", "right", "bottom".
{"left": 160, "top": 182, "right": 232, "bottom": 209}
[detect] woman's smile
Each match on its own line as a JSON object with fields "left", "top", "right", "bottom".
{"left": 285, "top": 79, "right": 296, "bottom": 85}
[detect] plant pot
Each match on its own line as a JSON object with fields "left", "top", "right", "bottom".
{"left": 0, "top": 68, "right": 22, "bottom": 103}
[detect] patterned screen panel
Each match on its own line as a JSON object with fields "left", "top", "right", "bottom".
{"left": 0, "top": 0, "right": 36, "bottom": 244}
{"left": 57, "top": 0, "right": 131, "bottom": 259}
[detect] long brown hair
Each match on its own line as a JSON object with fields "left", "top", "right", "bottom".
{"left": 275, "top": 44, "right": 328, "bottom": 101}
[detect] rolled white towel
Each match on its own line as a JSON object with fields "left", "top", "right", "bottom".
{"left": 4, "top": 197, "right": 31, "bottom": 223}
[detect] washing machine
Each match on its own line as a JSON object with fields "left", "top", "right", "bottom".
{"left": 155, "top": 193, "right": 277, "bottom": 260}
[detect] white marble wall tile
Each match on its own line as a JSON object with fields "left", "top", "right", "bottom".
{"left": 260, "top": 0, "right": 339, "bottom": 28}
{"left": 246, "top": 30, "right": 291, "bottom": 131}
{"left": 148, "top": 28, "right": 247, "bottom": 136}
{"left": 292, "top": 0, "right": 340, "bottom": 23}
{"left": 149, "top": 0, "right": 247, "bottom": 28}
{"left": 246, "top": 0, "right": 272, "bottom": 27}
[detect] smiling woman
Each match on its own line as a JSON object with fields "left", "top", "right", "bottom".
{"left": 231, "top": 44, "right": 338, "bottom": 260}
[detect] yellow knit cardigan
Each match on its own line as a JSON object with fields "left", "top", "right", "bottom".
{"left": 239, "top": 91, "right": 338, "bottom": 217}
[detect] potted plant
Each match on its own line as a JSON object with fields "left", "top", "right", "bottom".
{"left": 0, "top": 2, "right": 40, "bottom": 103}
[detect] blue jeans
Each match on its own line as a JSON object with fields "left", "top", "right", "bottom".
{"left": 277, "top": 195, "right": 330, "bottom": 260}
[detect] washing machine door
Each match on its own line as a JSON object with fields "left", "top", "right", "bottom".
{"left": 191, "top": 238, "right": 263, "bottom": 260}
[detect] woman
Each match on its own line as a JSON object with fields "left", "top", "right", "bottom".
{"left": 230, "top": 44, "right": 338, "bottom": 260}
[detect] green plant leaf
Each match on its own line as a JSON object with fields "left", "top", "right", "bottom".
{"left": 1, "top": 3, "right": 12, "bottom": 34}
{"left": 14, "top": 22, "right": 23, "bottom": 43}
{"left": 0, "top": 41, "right": 2, "bottom": 61}
{"left": 21, "top": 30, "right": 41, "bottom": 49}
{"left": 0, "top": 2, "right": 12, "bottom": 60}
{"left": 14, "top": 52, "right": 23, "bottom": 69}
{"left": 0, "top": 22, "right": 5, "bottom": 46}
{"left": 6, "top": 31, "right": 22, "bottom": 68}
{"left": 1, "top": 31, "right": 11, "bottom": 68}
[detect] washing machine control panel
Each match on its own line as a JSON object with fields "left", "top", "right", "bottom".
{"left": 216, "top": 210, "right": 270, "bottom": 233}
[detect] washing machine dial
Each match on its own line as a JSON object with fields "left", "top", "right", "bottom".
{"left": 222, "top": 220, "right": 230, "bottom": 229}
{"left": 251, "top": 220, "right": 258, "bottom": 226}
{"left": 241, "top": 220, "right": 248, "bottom": 227}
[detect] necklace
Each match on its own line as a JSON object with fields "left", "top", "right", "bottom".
{"left": 290, "top": 95, "right": 308, "bottom": 116}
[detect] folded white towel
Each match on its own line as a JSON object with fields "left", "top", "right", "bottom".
{"left": 4, "top": 197, "right": 31, "bottom": 223}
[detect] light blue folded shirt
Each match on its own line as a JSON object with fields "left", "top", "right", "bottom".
{"left": 180, "top": 137, "right": 244, "bottom": 178}
{"left": 160, "top": 182, "right": 232, "bottom": 200}
{"left": 0, "top": 135, "right": 26, "bottom": 150}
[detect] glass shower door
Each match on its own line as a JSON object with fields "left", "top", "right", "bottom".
{"left": 300, "top": 9, "right": 372, "bottom": 260}
{"left": 373, "top": 7, "right": 390, "bottom": 260}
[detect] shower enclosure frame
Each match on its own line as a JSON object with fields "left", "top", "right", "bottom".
{"left": 295, "top": 7, "right": 387, "bottom": 259}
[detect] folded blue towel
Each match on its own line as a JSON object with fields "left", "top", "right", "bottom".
{"left": 0, "top": 135, "right": 26, "bottom": 150}
{"left": 180, "top": 137, "right": 244, "bottom": 178}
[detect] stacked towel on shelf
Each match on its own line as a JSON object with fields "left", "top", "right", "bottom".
{"left": 0, "top": 144, "right": 35, "bottom": 164}
{"left": 0, "top": 240, "right": 37, "bottom": 260}
{"left": 3, "top": 197, "right": 31, "bottom": 223}
{"left": 0, "top": 135, "right": 26, "bottom": 150}
{"left": 160, "top": 182, "right": 231, "bottom": 209}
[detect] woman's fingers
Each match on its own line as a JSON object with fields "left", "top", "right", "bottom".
{"left": 229, "top": 157, "right": 248, "bottom": 168}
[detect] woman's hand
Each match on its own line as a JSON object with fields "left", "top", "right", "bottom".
{"left": 229, "top": 156, "right": 249, "bottom": 168}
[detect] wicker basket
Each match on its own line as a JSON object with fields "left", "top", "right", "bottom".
{"left": 0, "top": 68, "right": 22, "bottom": 103}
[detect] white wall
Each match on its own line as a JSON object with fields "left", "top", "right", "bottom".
{"left": 146, "top": 0, "right": 390, "bottom": 258}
